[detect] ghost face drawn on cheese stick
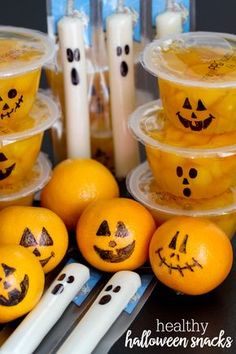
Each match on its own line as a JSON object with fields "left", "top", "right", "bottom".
{"left": 57, "top": 270, "right": 141, "bottom": 354}
{"left": 0, "top": 263, "right": 90, "bottom": 354}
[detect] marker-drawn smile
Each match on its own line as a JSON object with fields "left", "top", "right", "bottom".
{"left": 0, "top": 95, "right": 23, "bottom": 120}
{"left": 94, "top": 241, "right": 135, "bottom": 263}
{"left": 0, "top": 163, "right": 16, "bottom": 180}
{"left": 156, "top": 247, "right": 203, "bottom": 277}
{"left": 39, "top": 252, "right": 55, "bottom": 267}
{"left": 176, "top": 112, "right": 215, "bottom": 131}
{"left": 0, "top": 274, "right": 29, "bottom": 306}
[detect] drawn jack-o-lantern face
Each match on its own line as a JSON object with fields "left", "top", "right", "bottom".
{"left": 149, "top": 216, "right": 233, "bottom": 295}
{"left": 93, "top": 220, "right": 135, "bottom": 263}
{"left": 0, "top": 262, "right": 29, "bottom": 307}
{"left": 0, "top": 206, "right": 69, "bottom": 274}
{"left": 0, "top": 245, "right": 44, "bottom": 323}
{"left": 176, "top": 97, "right": 215, "bottom": 132}
{"left": 0, "top": 152, "right": 15, "bottom": 180}
{"left": 19, "top": 227, "right": 55, "bottom": 268}
{"left": 76, "top": 198, "right": 156, "bottom": 272}
{"left": 0, "top": 88, "right": 23, "bottom": 121}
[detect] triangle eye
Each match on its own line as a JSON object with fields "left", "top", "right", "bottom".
{"left": 2, "top": 263, "right": 16, "bottom": 277}
{"left": 168, "top": 231, "right": 179, "bottom": 250}
{"left": 39, "top": 227, "right": 54, "bottom": 246}
{"left": 115, "top": 221, "right": 129, "bottom": 237}
{"left": 196, "top": 99, "right": 206, "bottom": 111}
{"left": 20, "top": 227, "right": 37, "bottom": 247}
{"left": 96, "top": 220, "right": 111, "bottom": 236}
{"left": 179, "top": 234, "right": 188, "bottom": 254}
{"left": 183, "top": 98, "right": 192, "bottom": 110}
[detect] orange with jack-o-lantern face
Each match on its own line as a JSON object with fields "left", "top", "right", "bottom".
{"left": 149, "top": 216, "right": 233, "bottom": 295}
{"left": 76, "top": 198, "right": 156, "bottom": 272}
{"left": 0, "top": 206, "right": 69, "bottom": 273}
{"left": 0, "top": 245, "right": 44, "bottom": 323}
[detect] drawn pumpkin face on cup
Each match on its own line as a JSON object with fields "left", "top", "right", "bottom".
{"left": 0, "top": 206, "right": 69, "bottom": 273}
{"left": 0, "top": 245, "right": 45, "bottom": 323}
{"left": 146, "top": 146, "right": 236, "bottom": 199}
{"left": 0, "top": 133, "right": 42, "bottom": 187}
{"left": 76, "top": 198, "right": 156, "bottom": 272}
{"left": 149, "top": 216, "right": 233, "bottom": 295}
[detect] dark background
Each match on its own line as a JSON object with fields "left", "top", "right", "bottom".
{"left": 0, "top": 1, "right": 236, "bottom": 33}
{"left": 1, "top": 1, "right": 236, "bottom": 353}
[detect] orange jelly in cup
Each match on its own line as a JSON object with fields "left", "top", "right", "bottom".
{"left": 127, "top": 162, "right": 236, "bottom": 240}
{"left": 141, "top": 32, "right": 236, "bottom": 134}
{"left": 0, "top": 26, "right": 55, "bottom": 124}
{"left": 129, "top": 100, "right": 236, "bottom": 200}
{"left": 0, "top": 92, "right": 58, "bottom": 187}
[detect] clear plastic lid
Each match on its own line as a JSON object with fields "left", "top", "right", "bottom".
{"left": 0, "top": 153, "right": 51, "bottom": 201}
{"left": 0, "top": 26, "right": 55, "bottom": 77}
{"left": 127, "top": 161, "right": 236, "bottom": 217}
{"left": 128, "top": 99, "right": 236, "bottom": 157}
{"left": 0, "top": 91, "right": 59, "bottom": 146}
{"left": 141, "top": 32, "right": 236, "bottom": 88}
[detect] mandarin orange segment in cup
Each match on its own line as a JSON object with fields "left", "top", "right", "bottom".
{"left": 0, "top": 153, "right": 51, "bottom": 210}
{"left": 0, "top": 92, "right": 58, "bottom": 187}
{"left": 0, "top": 26, "right": 55, "bottom": 124}
{"left": 129, "top": 100, "right": 236, "bottom": 199}
{"left": 141, "top": 32, "right": 236, "bottom": 134}
{"left": 126, "top": 162, "right": 236, "bottom": 240}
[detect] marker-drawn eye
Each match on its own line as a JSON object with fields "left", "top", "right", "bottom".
{"left": 117, "top": 46, "right": 122, "bottom": 56}
{"left": 189, "top": 168, "right": 198, "bottom": 179}
{"left": 168, "top": 231, "right": 179, "bottom": 250}
{"left": 176, "top": 166, "right": 183, "bottom": 177}
{"left": 179, "top": 234, "right": 188, "bottom": 254}
{"left": 183, "top": 98, "right": 192, "bottom": 110}
{"left": 74, "top": 48, "right": 80, "bottom": 61}
{"left": 124, "top": 45, "right": 130, "bottom": 55}
{"left": 115, "top": 221, "right": 129, "bottom": 237}
{"left": 96, "top": 220, "right": 111, "bottom": 236}
{"left": 113, "top": 286, "right": 121, "bottom": 293}
{"left": 67, "top": 276, "right": 74, "bottom": 283}
{"left": 196, "top": 99, "right": 206, "bottom": 111}
{"left": 8, "top": 89, "right": 17, "bottom": 99}
{"left": 66, "top": 48, "right": 74, "bottom": 62}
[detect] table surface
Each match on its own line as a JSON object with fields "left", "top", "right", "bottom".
{"left": 31, "top": 232, "right": 236, "bottom": 354}
{"left": 1, "top": 183, "right": 235, "bottom": 354}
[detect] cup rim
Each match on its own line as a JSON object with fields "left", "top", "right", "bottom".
{"left": 141, "top": 31, "right": 236, "bottom": 88}
{"left": 0, "top": 152, "right": 51, "bottom": 201}
{"left": 0, "top": 91, "right": 59, "bottom": 145}
{"left": 0, "top": 26, "right": 55, "bottom": 77}
{"left": 128, "top": 99, "right": 236, "bottom": 157}
{"left": 126, "top": 161, "right": 236, "bottom": 217}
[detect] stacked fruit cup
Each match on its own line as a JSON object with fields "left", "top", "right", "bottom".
{"left": 0, "top": 26, "right": 58, "bottom": 209}
{"left": 127, "top": 31, "right": 236, "bottom": 239}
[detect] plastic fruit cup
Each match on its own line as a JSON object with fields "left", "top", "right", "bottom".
{"left": 127, "top": 162, "right": 236, "bottom": 240}
{"left": 129, "top": 99, "right": 236, "bottom": 199}
{"left": 0, "top": 26, "right": 55, "bottom": 124}
{"left": 0, "top": 92, "right": 58, "bottom": 187}
{"left": 0, "top": 153, "right": 51, "bottom": 209}
{"left": 141, "top": 32, "right": 236, "bottom": 134}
